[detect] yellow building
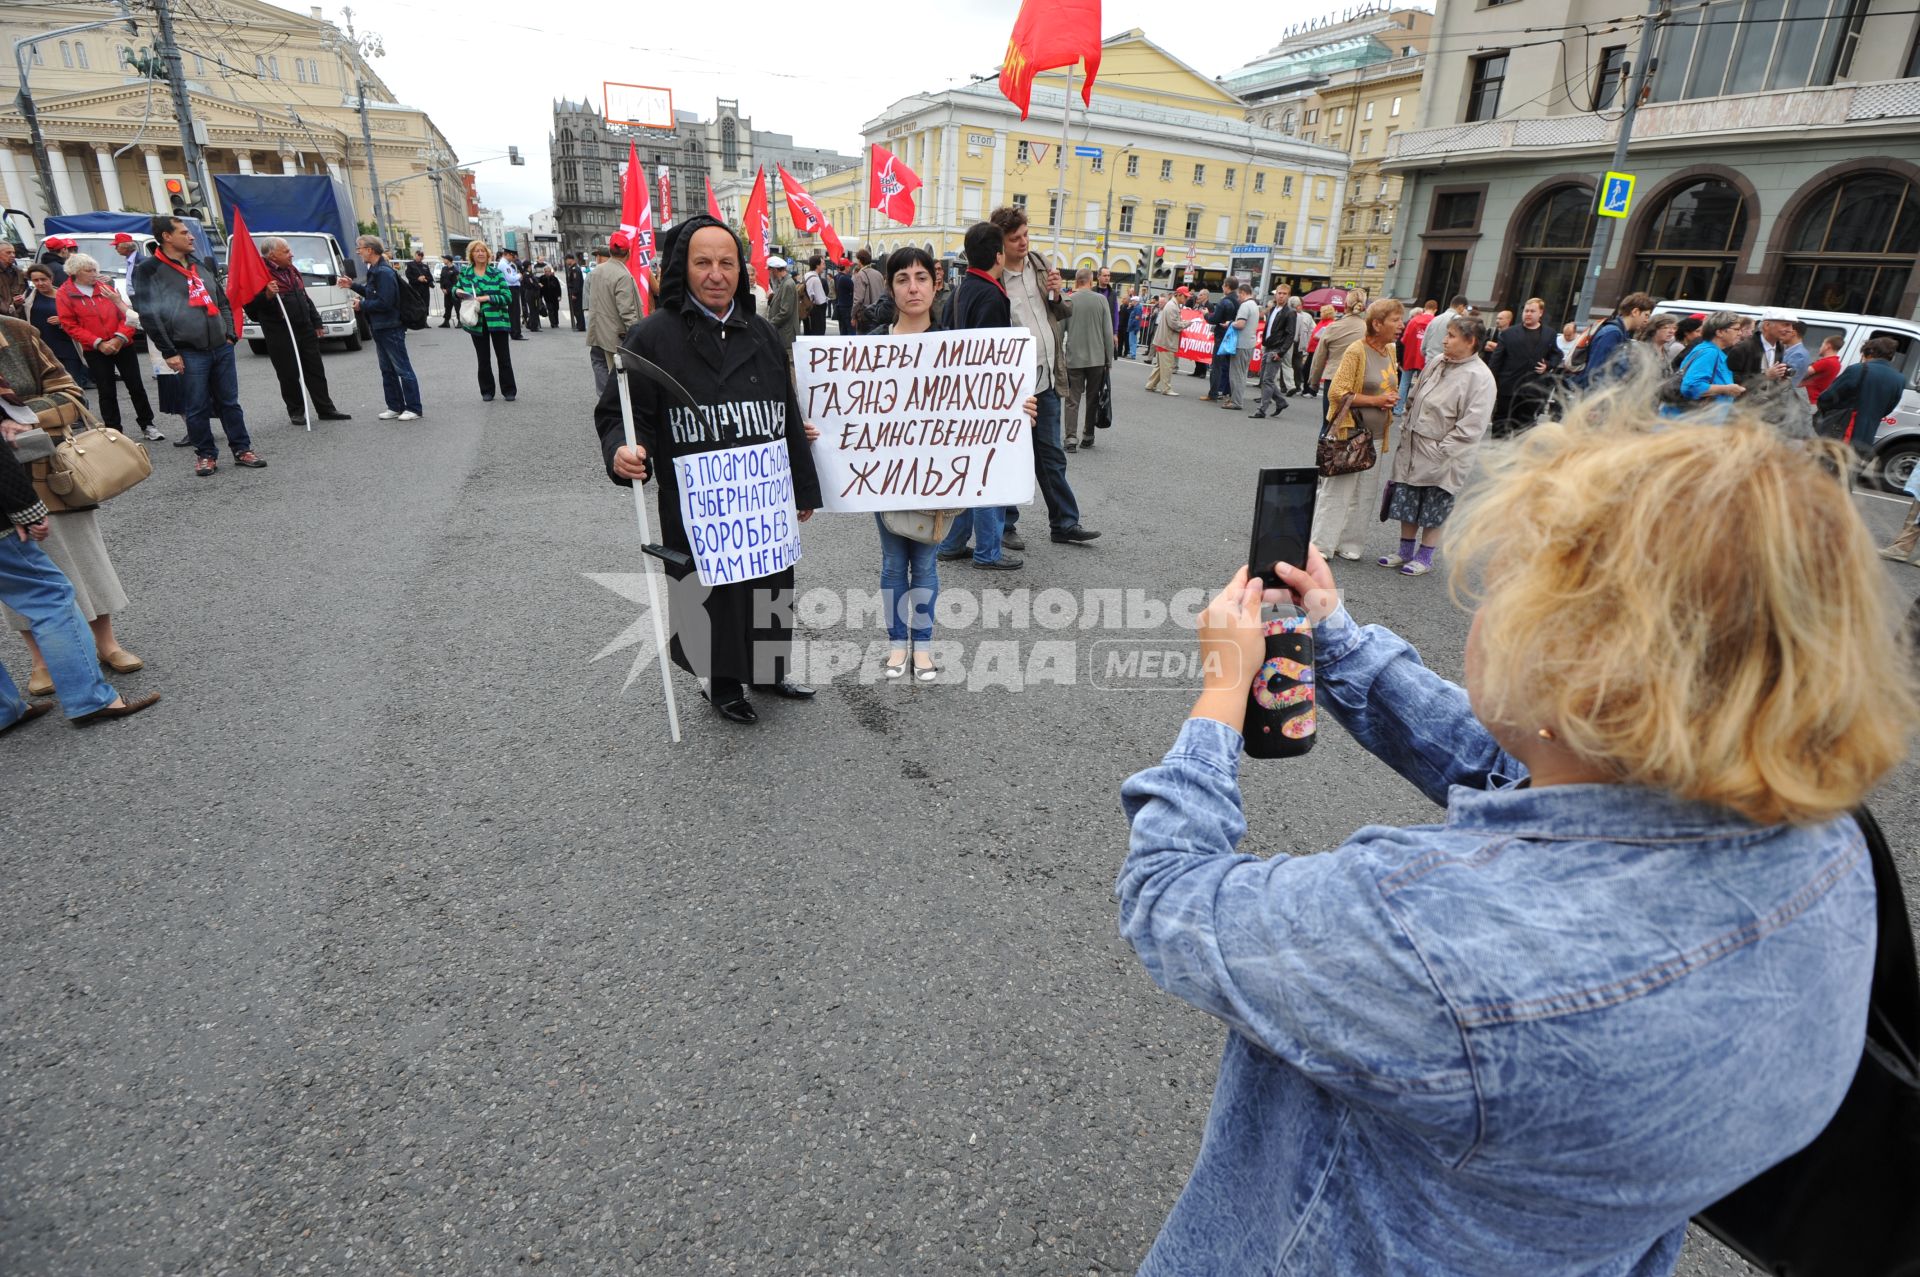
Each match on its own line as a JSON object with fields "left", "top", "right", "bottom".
{"left": 782, "top": 29, "right": 1348, "bottom": 297}
{"left": 0, "top": 0, "right": 466, "bottom": 254}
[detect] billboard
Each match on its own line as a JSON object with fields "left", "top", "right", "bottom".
{"left": 604, "top": 82, "right": 675, "bottom": 131}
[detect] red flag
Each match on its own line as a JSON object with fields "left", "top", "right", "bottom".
{"left": 223, "top": 206, "right": 272, "bottom": 339}
{"left": 998, "top": 0, "right": 1102, "bottom": 120}
{"left": 868, "top": 144, "right": 922, "bottom": 225}
{"left": 656, "top": 164, "right": 673, "bottom": 227}
{"left": 777, "top": 165, "right": 847, "bottom": 267}
{"left": 618, "top": 142, "right": 655, "bottom": 315}
{"left": 742, "top": 167, "right": 771, "bottom": 293}
{"left": 705, "top": 175, "right": 723, "bottom": 223}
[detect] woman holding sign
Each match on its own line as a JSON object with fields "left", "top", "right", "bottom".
{"left": 595, "top": 214, "right": 822, "bottom": 726}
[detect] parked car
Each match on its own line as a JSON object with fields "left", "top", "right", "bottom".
{"left": 1658, "top": 299, "right": 1920, "bottom": 491}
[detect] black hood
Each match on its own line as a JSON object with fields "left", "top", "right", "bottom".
{"left": 655, "top": 214, "right": 756, "bottom": 318}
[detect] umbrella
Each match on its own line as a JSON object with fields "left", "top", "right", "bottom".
{"left": 1297, "top": 286, "right": 1347, "bottom": 312}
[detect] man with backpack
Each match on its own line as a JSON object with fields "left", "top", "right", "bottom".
{"left": 851, "top": 250, "right": 887, "bottom": 333}
{"left": 338, "top": 235, "right": 423, "bottom": 421}
{"left": 1573, "top": 291, "right": 1654, "bottom": 389}
{"left": 803, "top": 256, "right": 831, "bottom": 337}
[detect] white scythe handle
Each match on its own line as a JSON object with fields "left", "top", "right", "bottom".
{"left": 613, "top": 349, "right": 682, "bottom": 744}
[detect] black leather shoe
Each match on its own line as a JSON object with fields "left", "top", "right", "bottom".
{"left": 319, "top": 411, "right": 353, "bottom": 421}
{"left": 172, "top": 437, "right": 194, "bottom": 447}
{"left": 701, "top": 688, "right": 758, "bottom": 723}
{"left": 975, "top": 556, "right": 1023, "bottom": 570}
{"left": 753, "top": 679, "right": 815, "bottom": 700}
{"left": 1001, "top": 531, "right": 1026, "bottom": 551}
{"left": 937, "top": 547, "right": 971, "bottom": 561}
{"left": 1051, "top": 525, "right": 1101, "bottom": 544}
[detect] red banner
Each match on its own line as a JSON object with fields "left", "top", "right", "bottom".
{"left": 704, "top": 175, "right": 723, "bottom": 223}
{"left": 743, "top": 167, "right": 771, "bottom": 293}
{"left": 222, "top": 207, "right": 271, "bottom": 339}
{"left": 1177, "top": 309, "right": 1212, "bottom": 364}
{"left": 618, "top": 142, "right": 655, "bottom": 314}
{"left": 868, "top": 143, "right": 922, "bottom": 225}
{"left": 778, "top": 165, "right": 848, "bottom": 267}
{"left": 998, "top": 0, "right": 1102, "bottom": 120}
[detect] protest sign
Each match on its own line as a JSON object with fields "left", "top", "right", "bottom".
{"left": 796, "top": 331, "right": 1039, "bottom": 513}
{"left": 1178, "top": 308, "right": 1213, "bottom": 364}
{"left": 671, "top": 438, "right": 801, "bottom": 588}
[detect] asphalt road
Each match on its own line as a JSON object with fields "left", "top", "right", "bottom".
{"left": 3, "top": 320, "right": 1915, "bottom": 1276}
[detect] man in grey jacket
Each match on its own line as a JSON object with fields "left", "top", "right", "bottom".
{"left": 849, "top": 249, "right": 886, "bottom": 333}
{"left": 1063, "top": 269, "right": 1114, "bottom": 450}
{"left": 764, "top": 256, "right": 799, "bottom": 358}
{"left": 585, "top": 240, "right": 643, "bottom": 396}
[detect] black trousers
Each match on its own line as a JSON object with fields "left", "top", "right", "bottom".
{"left": 508, "top": 290, "right": 523, "bottom": 338}
{"left": 522, "top": 286, "right": 542, "bottom": 331}
{"left": 470, "top": 329, "right": 516, "bottom": 398}
{"left": 568, "top": 292, "right": 585, "bottom": 330}
{"left": 543, "top": 295, "right": 560, "bottom": 326}
{"left": 82, "top": 345, "right": 153, "bottom": 430}
{"left": 261, "top": 320, "right": 337, "bottom": 419}
{"left": 440, "top": 286, "right": 456, "bottom": 326}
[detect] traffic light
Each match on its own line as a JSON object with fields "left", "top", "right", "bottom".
{"left": 508, "top": 146, "right": 524, "bottom": 167}
{"left": 1152, "top": 245, "right": 1168, "bottom": 279}
{"left": 163, "top": 174, "right": 188, "bottom": 216}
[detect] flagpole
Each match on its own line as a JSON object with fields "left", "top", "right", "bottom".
{"left": 274, "top": 292, "right": 316, "bottom": 430}
{"left": 612, "top": 350, "right": 682, "bottom": 745}
{"left": 1055, "top": 63, "right": 1072, "bottom": 259}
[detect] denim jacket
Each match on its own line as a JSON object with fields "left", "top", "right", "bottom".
{"left": 1117, "top": 605, "right": 1875, "bottom": 1276}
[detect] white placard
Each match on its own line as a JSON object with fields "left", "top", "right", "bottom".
{"left": 671, "top": 439, "right": 801, "bottom": 587}
{"left": 795, "top": 331, "right": 1038, "bottom": 514}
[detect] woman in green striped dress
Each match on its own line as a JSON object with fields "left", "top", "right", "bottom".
{"left": 456, "top": 241, "right": 517, "bottom": 402}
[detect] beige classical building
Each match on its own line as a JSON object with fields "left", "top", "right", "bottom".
{"left": 0, "top": 0, "right": 465, "bottom": 254}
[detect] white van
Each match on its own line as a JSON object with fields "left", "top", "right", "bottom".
{"left": 1658, "top": 300, "right": 1920, "bottom": 492}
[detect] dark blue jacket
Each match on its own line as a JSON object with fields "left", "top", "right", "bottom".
{"left": 951, "top": 270, "right": 1011, "bottom": 331}
{"left": 1576, "top": 316, "right": 1630, "bottom": 389}
{"left": 1816, "top": 358, "right": 1906, "bottom": 453}
{"left": 349, "top": 258, "right": 404, "bottom": 333}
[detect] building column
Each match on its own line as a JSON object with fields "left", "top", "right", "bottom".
{"left": 0, "top": 146, "right": 38, "bottom": 221}
{"left": 143, "top": 146, "right": 168, "bottom": 210}
{"left": 236, "top": 152, "right": 255, "bottom": 175}
{"left": 281, "top": 154, "right": 298, "bottom": 176}
{"left": 47, "top": 146, "right": 78, "bottom": 215}
{"left": 92, "top": 145, "right": 125, "bottom": 210}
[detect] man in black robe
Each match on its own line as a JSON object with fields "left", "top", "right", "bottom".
{"left": 565, "top": 254, "right": 586, "bottom": 331}
{"left": 595, "top": 214, "right": 823, "bottom": 725}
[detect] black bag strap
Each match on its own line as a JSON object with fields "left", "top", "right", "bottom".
{"left": 1855, "top": 807, "right": 1920, "bottom": 1071}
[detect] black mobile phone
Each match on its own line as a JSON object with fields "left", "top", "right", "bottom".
{"left": 1247, "top": 467, "right": 1318, "bottom": 580}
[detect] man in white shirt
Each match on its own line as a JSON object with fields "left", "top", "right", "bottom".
{"left": 1425, "top": 294, "right": 1469, "bottom": 366}
{"left": 112, "top": 232, "right": 144, "bottom": 299}
{"left": 988, "top": 204, "right": 1099, "bottom": 547}
{"left": 1223, "top": 283, "right": 1260, "bottom": 412}
{"left": 803, "top": 255, "right": 830, "bottom": 337}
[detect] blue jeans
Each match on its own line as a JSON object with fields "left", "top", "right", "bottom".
{"left": 1209, "top": 347, "right": 1233, "bottom": 398}
{"left": 179, "top": 344, "right": 252, "bottom": 460}
{"left": 875, "top": 514, "right": 939, "bottom": 643}
{"left": 1124, "top": 327, "right": 1138, "bottom": 359}
{"left": 1395, "top": 366, "right": 1418, "bottom": 416}
{"left": 372, "top": 327, "right": 422, "bottom": 413}
{"left": 0, "top": 533, "right": 117, "bottom": 721}
{"left": 1004, "top": 387, "right": 1080, "bottom": 534}
{"left": 937, "top": 504, "right": 1006, "bottom": 565}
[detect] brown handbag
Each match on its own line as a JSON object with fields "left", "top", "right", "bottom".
{"left": 41, "top": 401, "right": 151, "bottom": 510}
{"left": 1316, "top": 395, "right": 1377, "bottom": 477}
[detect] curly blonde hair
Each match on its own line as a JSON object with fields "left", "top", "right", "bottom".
{"left": 1445, "top": 378, "right": 1916, "bottom": 825}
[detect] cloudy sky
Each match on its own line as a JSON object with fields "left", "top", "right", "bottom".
{"left": 319, "top": 0, "right": 1386, "bottom": 224}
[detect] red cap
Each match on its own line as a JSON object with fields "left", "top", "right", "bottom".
{"left": 42, "top": 236, "right": 76, "bottom": 250}
{"left": 608, "top": 231, "right": 633, "bottom": 253}
{"left": 111, "top": 232, "right": 135, "bottom": 246}
{"left": 1174, "top": 286, "right": 1190, "bottom": 297}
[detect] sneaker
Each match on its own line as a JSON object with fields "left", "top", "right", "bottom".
{"left": 194, "top": 457, "right": 216, "bottom": 477}
{"left": 1065, "top": 442, "right": 1078, "bottom": 452}
{"left": 397, "top": 411, "right": 421, "bottom": 421}
{"left": 378, "top": 410, "right": 400, "bottom": 420}
{"left": 140, "top": 424, "right": 167, "bottom": 442}
{"left": 232, "top": 450, "right": 267, "bottom": 468}
{"left": 1163, "top": 390, "right": 1180, "bottom": 397}
{"left": 1001, "top": 531, "right": 1026, "bottom": 551}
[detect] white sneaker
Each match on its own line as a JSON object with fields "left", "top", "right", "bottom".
{"left": 1335, "top": 546, "right": 1363, "bottom": 561}
{"left": 378, "top": 410, "right": 400, "bottom": 420}
{"left": 397, "top": 411, "right": 421, "bottom": 421}
{"left": 140, "top": 424, "right": 167, "bottom": 442}
{"left": 1164, "top": 390, "right": 1180, "bottom": 397}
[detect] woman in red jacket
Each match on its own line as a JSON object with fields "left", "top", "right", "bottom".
{"left": 54, "top": 253, "right": 159, "bottom": 441}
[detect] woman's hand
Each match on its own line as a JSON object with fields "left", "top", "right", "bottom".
{"left": 15, "top": 519, "right": 48, "bottom": 542}
{"left": 797, "top": 509, "right": 814, "bottom": 523}
{"left": 1023, "top": 396, "right": 1038, "bottom": 421}
{"left": 802, "top": 421, "right": 821, "bottom": 442}
{"left": 0, "top": 420, "right": 28, "bottom": 442}
{"left": 612, "top": 444, "right": 649, "bottom": 482}
{"left": 1269, "top": 548, "right": 1341, "bottom": 625}
{"left": 1190, "top": 566, "right": 1267, "bottom": 732}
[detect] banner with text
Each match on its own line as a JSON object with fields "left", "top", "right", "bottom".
{"left": 1178, "top": 308, "right": 1213, "bottom": 364}
{"left": 796, "top": 331, "right": 1038, "bottom": 513}
{"left": 672, "top": 439, "right": 801, "bottom": 587}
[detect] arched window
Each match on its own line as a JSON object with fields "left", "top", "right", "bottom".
{"left": 1282, "top": 109, "right": 1296, "bottom": 133}
{"left": 1505, "top": 184, "right": 1595, "bottom": 327}
{"left": 721, "top": 118, "right": 738, "bottom": 172}
{"left": 1631, "top": 178, "right": 1748, "bottom": 301}
{"left": 1776, "top": 172, "right": 1920, "bottom": 315}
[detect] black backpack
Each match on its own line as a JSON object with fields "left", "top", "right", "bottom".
{"left": 395, "top": 272, "right": 428, "bottom": 330}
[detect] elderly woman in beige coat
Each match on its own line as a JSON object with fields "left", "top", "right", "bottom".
{"left": 1380, "top": 311, "right": 1496, "bottom": 576}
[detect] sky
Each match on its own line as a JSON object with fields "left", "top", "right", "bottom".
{"left": 316, "top": 0, "right": 1398, "bottom": 224}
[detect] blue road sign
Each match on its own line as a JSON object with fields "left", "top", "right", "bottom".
{"left": 1598, "top": 171, "right": 1635, "bottom": 219}
{"left": 1074, "top": 146, "right": 1103, "bottom": 158}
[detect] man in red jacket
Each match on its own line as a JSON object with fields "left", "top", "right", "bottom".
{"left": 1397, "top": 299, "right": 1439, "bottom": 421}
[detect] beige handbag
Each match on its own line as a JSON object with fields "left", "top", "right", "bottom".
{"left": 45, "top": 417, "right": 152, "bottom": 508}
{"left": 881, "top": 509, "right": 963, "bottom": 545}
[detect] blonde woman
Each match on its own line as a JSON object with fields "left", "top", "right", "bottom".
{"left": 1119, "top": 392, "right": 1914, "bottom": 1275}
{"left": 1311, "top": 298, "right": 1402, "bottom": 560}
{"left": 454, "top": 240, "right": 516, "bottom": 402}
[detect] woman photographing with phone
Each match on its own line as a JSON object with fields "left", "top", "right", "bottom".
{"left": 1117, "top": 391, "right": 1914, "bottom": 1275}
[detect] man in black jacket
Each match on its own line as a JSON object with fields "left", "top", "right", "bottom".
{"left": 933, "top": 221, "right": 1022, "bottom": 571}
{"left": 564, "top": 254, "right": 585, "bottom": 331}
{"left": 133, "top": 215, "right": 264, "bottom": 476}
{"left": 1203, "top": 282, "right": 1239, "bottom": 401}
{"left": 595, "top": 214, "right": 823, "bottom": 725}
{"left": 404, "top": 249, "right": 434, "bottom": 322}
{"left": 247, "top": 236, "right": 351, "bottom": 426}
{"left": 437, "top": 255, "right": 458, "bottom": 328}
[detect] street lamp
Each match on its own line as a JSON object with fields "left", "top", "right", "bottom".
{"left": 1099, "top": 145, "right": 1133, "bottom": 272}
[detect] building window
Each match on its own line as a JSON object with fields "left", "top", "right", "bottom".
{"left": 1364, "top": 101, "right": 1375, "bottom": 121}
{"left": 75, "top": 42, "right": 89, "bottom": 69}
{"left": 1431, "top": 190, "right": 1481, "bottom": 230}
{"left": 296, "top": 58, "right": 307, "bottom": 83}
{"left": 1307, "top": 220, "right": 1326, "bottom": 251}
{"left": 1505, "top": 184, "right": 1597, "bottom": 327}
{"left": 1630, "top": 178, "right": 1749, "bottom": 301}
{"left": 255, "top": 55, "right": 267, "bottom": 77}
{"left": 1012, "top": 192, "right": 1028, "bottom": 210}
{"left": 1272, "top": 220, "right": 1288, "bottom": 246}
{"left": 1334, "top": 107, "right": 1346, "bottom": 125}
{"left": 1344, "top": 210, "right": 1356, "bottom": 233}
{"left": 721, "top": 118, "right": 738, "bottom": 171}
{"left": 1283, "top": 175, "right": 1294, "bottom": 198}
{"left": 1652, "top": 0, "right": 1862, "bottom": 103}
{"left": 1592, "top": 45, "right": 1627, "bottom": 110}
{"left": 1193, "top": 163, "right": 1205, "bottom": 185}
{"left": 1017, "top": 140, "right": 1030, "bottom": 164}
{"left": 1153, "top": 207, "right": 1169, "bottom": 236}
{"left": 269, "top": 56, "right": 280, "bottom": 79}
{"left": 1126, "top": 153, "right": 1139, "bottom": 176}
{"left": 58, "top": 41, "right": 72, "bottom": 68}
{"left": 1305, "top": 109, "right": 1320, "bottom": 125}
{"left": 1225, "top": 168, "right": 1236, "bottom": 190}
{"left": 1048, "top": 195, "right": 1059, "bottom": 227}
{"left": 1090, "top": 152, "right": 1103, "bottom": 172}
{"left": 1315, "top": 179, "right": 1329, "bottom": 202}
{"left": 1776, "top": 172, "right": 1920, "bottom": 316}
{"left": 1216, "top": 214, "right": 1230, "bottom": 240}
{"left": 1378, "top": 177, "right": 1390, "bottom": 200}
{"left": 1420, "top": 250, "right": 1467, "bottom": 306}
{"left": 1359, "top": 132, "right": 1371, "bottom": 154}
{"left": 1160, "top": 158, "right": 1173, "bottom": 181}
{"left": 192, "top": 53, "right": 204, "bottom": 76}
{"left": 1254, "top": 172, "right": 1265, "bottom": 194}
{"left": 1303, "top": 132, "right": 1315, "bottom": 145}
{"left": 27, "top": 44, "right": 40, "bottom": 67}
{"left": 1468, "top": 53, "right": 1507, "bottom": 122}
{"left": 1119, "top": 204, "right": 1135, "bottom": 233}
{"left": 1185, "top": 211, "right": 1200, "bottom": 239}
{"left": 1245, "top": 223, "right": 1259, "bottom": 243}
{"left": 1391, "top": 96, "right": 1402, "bottom": 117}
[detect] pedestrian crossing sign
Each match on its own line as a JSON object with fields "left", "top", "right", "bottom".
{"left": 1599, "top": 171, "right": 1635, "bottom": 219}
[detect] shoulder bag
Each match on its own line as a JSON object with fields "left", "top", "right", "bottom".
{"left": 1694, "top": 806, "right": 1920, "bottom": 1276}
{"left": 458, "top": 295, "right": 482, "bottom": 328}
{"left": 43, "top": 400, "right": 151, "bottom": 508}
{"left": 1316, "top": 392, "right": 1376, "bottom": 477}
{"left": 881, "top": 509, "right": 963, "bottom": 546}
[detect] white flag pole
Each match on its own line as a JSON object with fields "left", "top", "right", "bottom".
{"left": 273, "top": 291, "right": 317, "bottom": 430}
{"left": 613, "top": 350, "right": 682, "bottom": 744}
{"left": 1055, "top": 63, "right": 1073, "bottom": 259}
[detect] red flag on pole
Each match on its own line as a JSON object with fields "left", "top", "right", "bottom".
{"left": 223, "top": 206, "right": 272, "bottom": 339}
{"left": 656, "top": 164, "right": 673, "bottom": 227}
{"left": 998, "top": 0, "right": 1102, "bottom": 120}
{"left": 868, "top": 143, "right": 923, "bottom": 225}
{"left": 618, "top": 141, "right": 656, "bottom": 315}
{"left": 742, "top": 167, "right": 771, "bottom": 293}
{"left": 777, "top": 165, "right": 847, "bottom": 267}
{"left": 705, "top": 175, "right": 724, "bottom": 223}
